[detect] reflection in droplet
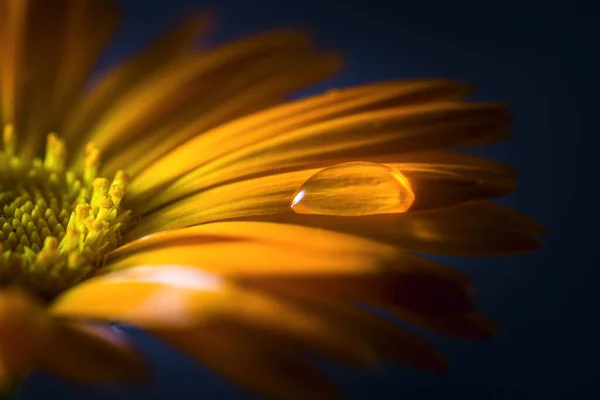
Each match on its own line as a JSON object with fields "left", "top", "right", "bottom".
{"left": 291, "top": 162, "right": 415, "bottom": 216}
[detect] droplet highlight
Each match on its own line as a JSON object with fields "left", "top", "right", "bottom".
{"left": 291, "top": 162, "right": 415, "bottom": 216}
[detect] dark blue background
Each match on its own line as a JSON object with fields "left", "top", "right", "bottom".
{"left": 19, "top": 0, "right": 596, "bottom": 398}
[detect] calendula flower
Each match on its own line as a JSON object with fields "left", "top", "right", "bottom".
{"left": 0, "top": 1, "right": 544, "bottom": 398}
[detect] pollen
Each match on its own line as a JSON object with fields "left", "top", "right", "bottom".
{"left": 0, "top": 124, "right": 131, "bottom": 300}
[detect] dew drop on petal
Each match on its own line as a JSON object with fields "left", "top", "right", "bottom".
{"left": 291, "top": 162, "right": 415, "bottom": 216}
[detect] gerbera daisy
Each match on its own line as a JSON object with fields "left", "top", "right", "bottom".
{"left": 0, "top": 0, "right": 544, "bottom": 398}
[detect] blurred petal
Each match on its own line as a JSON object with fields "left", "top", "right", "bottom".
{"left": 106, "top": 222, "right": 491, "bottom": 340}
{"left": 63, "top": 12, "right": 213, "bottom": 149}
{"left": 0, "top": 287, "right": 50, "bottom": 388}
{"left": 0, "top": 0, "right": 117, "bottom": 158}
{"left": 51, "top": 265, "right": 234, "bottom": 328}
{"left": 101, "top": 50, "right": 341, "bottom": 177}
{"left": 155, "top": 325, "right": 339, "bottom": 400}
{"left": 69, "top": 31, "right": 339, "bottom": 169}
{"left": 237, "top": 272, "right": 496, "bottom": 340}
{"left": 33, "top": 322, "right": 147, "bottom": 383}
{"left": 0, "top": 0, "right": 27, "bottom": 127}
{"left": 127, "top": 79, "right": 472, "bottom": 203}
{"left": 389, "top": 161, "right": 517, "bottom": 211}
{"left": 49, "top": 0, "right": 118, "bottom": 133}
{"left": 0, "top": 288, "right": 144, "bottom": 389}
{"left": 52, "top": 262, "right": 449, "bottom": 373}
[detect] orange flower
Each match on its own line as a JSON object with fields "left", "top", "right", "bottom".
{"left": 0, "top": 1, "right": 543, "bottom": 398}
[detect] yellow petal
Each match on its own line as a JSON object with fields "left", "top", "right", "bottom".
{"left": 151, "top": 279, "right": 447, "bottom": 373}
{"left": 33, "top": 322, "right": 147, "bottom": 383}
{"left": 251, "top": 200, "right": 543, "bottom": 257}
{"left": 109, "top": 221, "right": 398, "bottom": 264}
{"left": 107, "top": 241, "right": 392, "bottom": 277}
{"left": 369, "top": 150, "right": 518, "bottom": 178}
{"left": 51, "top": 265, "right": 235, "bottom": 328}
{"left": 50, "top": 0, "right": 118, "bottom": 132}
{"left": 130, "top": 168, "right": 318, "bottom": 236}
{"left": 155, "top": 325, "right": 339, "bottom": 400}
{"left": 68, "top": 31, "right": 334, "bottom": 167}
{"left": 52, "top": 264, "right": 379, "bottom": 367}
{"left": 63, "top": 12, "right": 214, "bottom": 150}
{"left": 131, "top": 167, "right": 541, "bottom": 255}
{"left": 127, "top": 79, "right": 472, "bottom": 202}
{"left": 174, "top": 102, "right": 508, "bottom": 206}
{"left": 130, "top": 154, "right": 539, "bottom": 257}
{"left": 1, "top": 1, "right": 117, "bottom": 158}
{"left": 389, "top": 161, "right": 517, "bottom": 211}
{"left": 107, "top": 222, "right": 489, "bottom": 341}
{"left": 0, "top": 0, "right": 27, "bottom": 127}
{"left": 0, "top": 287, "right": 145, "bottom": 387}
{"left": 0, "top": 287, "right": 50, "bottom": 387}
{"left": 101, "top": 51, "right": 341, "bottom": 177}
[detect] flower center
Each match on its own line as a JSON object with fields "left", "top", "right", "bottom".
{"left": 0, "top": 124, "right": 131, "bottom": 301}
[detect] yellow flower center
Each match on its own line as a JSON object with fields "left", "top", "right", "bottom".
{"left": 0, "top": 124, "right": 131, "bottom": 301}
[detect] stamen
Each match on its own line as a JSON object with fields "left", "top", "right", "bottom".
{"left": 2, "top": 124, "right": 16, "bottom": 156}
{"left": 84, "top": 143, "right": 101, "bottom": 184}
{"left": 43, "top": 133, "right": 66, "bottom": 172}
{"left": 91, "top": 178, "right": 109, "bottom": 213}
{"left": 0, "top": 131, "right": 131, "bottom": 300}
{"left": 109, "top": 184, "right": 125, "bottom": 208}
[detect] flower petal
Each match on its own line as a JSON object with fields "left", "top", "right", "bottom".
{"left": 49, "top": 0, "right": 119, "bottom": 135}
{"left": 101, "top": 51, "right": 341, "bottom": 177}
{"left": 69, "top": 31, "right": 339, "bottom": 169}
{"left": 154, "top": 325, "right": 339, "bottom": 400}
{"left": 175, "top": 102, "right": 509, "bottom": 202}
{"left": 0, "top": 288, "right": 145, "bottom": 388}
{"left": 51, "top": 265, "right": 234, "bottom": 328}
{"left": 32, "top": 322, "right": 147, "bottom": 383}
{"left": 0, "top": 287, "right": 50, "bottom": 388}
{"left": 106, "top": 222, "right": 489, "bottom": 339}
{"left": 54, "top": 262, "right": 449, "bottom": 378}
{"left": 0, "top": 0, "right": 117, "bottom": 158}
{"left": 129, "top": 156, "right": 539, "bottom": 256}
{"left": 109, "top": 221, "right": 399, "bottom": 272}
{"left": 0, "top": 0, "right": 28, "bottom": 129}
{"left": 236, "top": 272, "right": 496, "bottom": 340}
{"left": 127, "top": 79, "right": 472, "bottom": 202}
{"left": 63, "top": 12, "right": 213, "bottom": 150}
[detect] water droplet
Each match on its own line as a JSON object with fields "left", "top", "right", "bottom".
{"left": 291, "top": 162, "right": 415, "bottom": 216}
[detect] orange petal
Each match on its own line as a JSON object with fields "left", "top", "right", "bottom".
{"left": 33, "top": 322, "right": 147, "bottom": 383}
{"left": 108, "top": 222, "right": 400, "bottom": 279}
{"left": 235, "top": 200, "right": 543, "bottom": 257}
{"left": 388, "top": 161, "right": 517, "bottom": 211}
{"left": 2, "top": 1, "right": 117, "bottom": 158}
{"left": 0, "top": 0, "right": 27, "bottom": 127}
{"left": 127, "top": 79, "right": 472, "bottom": 202}
{"left": 51, "top": 265, "right": 235, "bottom": 328}
{"left": 63, "top": 12, "right": 214, "bottom": 150}
{"left": 182, "top": 102, "right": 509, "bottom": 200}
{"left": 107, "top": 222, "right": 487, "bottom": 342}
{"left": 68, "top": 31, "right": 335, "bottom": 167}
{"left": 0, "top": 288, "right": 146, "bottom": 386}
{"left": 101, "top": 51, "right": 341, "bottom": 177}
{"left": 155, "top": 325, "right": 339, "bottom": 400}
{"left": 50, "top": 0, "right": 118, "bottom": 134}
{"left": 130, "top": 162, "right": 541, "bottom": 256}
{"left": 0, "top": 287, "right": 51, "bottom": 387}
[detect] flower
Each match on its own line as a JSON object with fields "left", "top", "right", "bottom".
{"left": 0, "top": 1, "right": 543, "bottom": 399}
